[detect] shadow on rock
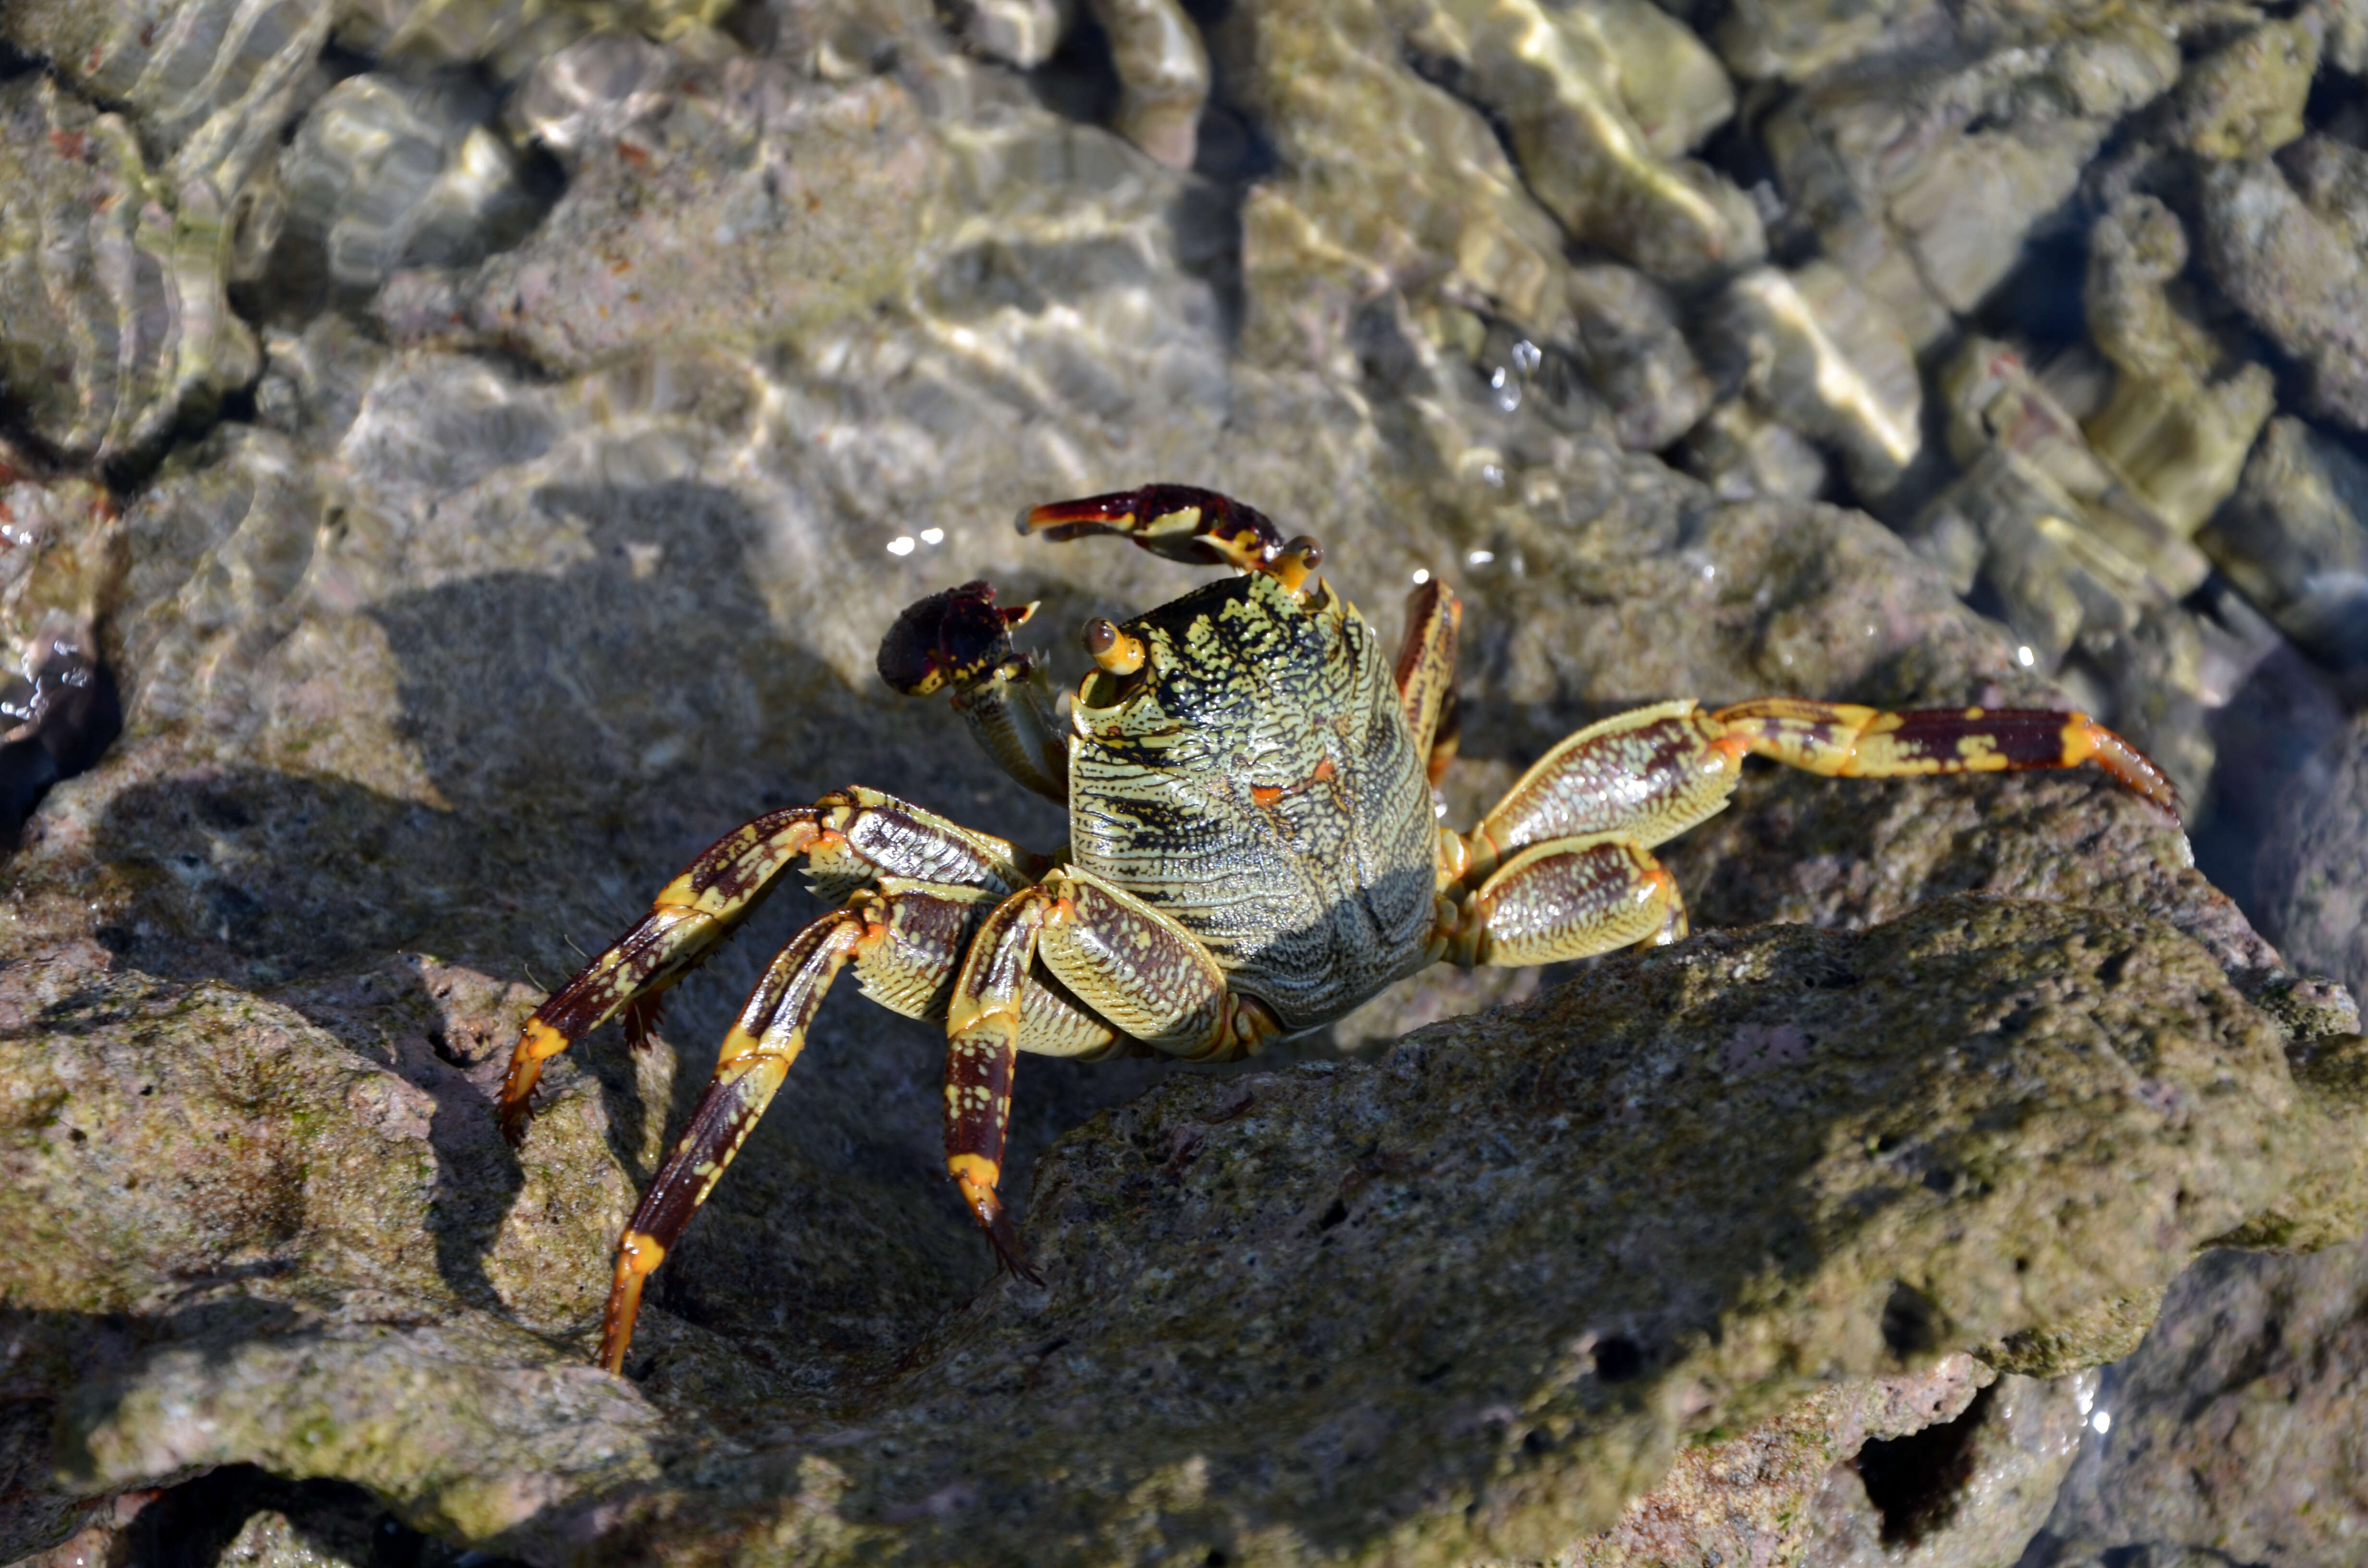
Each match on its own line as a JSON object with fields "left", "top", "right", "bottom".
{"left": 81, "top": 475, "right": 1176, "bottom": 1394}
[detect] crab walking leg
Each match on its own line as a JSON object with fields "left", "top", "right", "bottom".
{"left": 600, "top": 905, "right": 867, "bottom": 1373}
{"left": 1465, "top": 701, "right": 1743, "bottom": 881}
{"left": 1031, "top": 867, "right": 1286, "bottom": 1060}
{"left": 1438, "top": 835, "right": 1688, "bottom": 968}
{"left": 940, "top": 888, "right": 1061, "bottom": 1275}
{"left": 939, "top": 869, "right": 1278, "bottom": 1274}
{"left": 1461, "top": 697, "right": 2182, "bottom": 886}
{"left": 1707, "top": 700, "right": 2180, "bottom": 821}
{"left": 1394, "top": 578, "right": 1463, "bottom": 787}
{"left": 499, "top": 787, "right": 1041, "bottom": 1142}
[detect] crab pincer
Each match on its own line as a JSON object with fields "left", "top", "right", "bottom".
{"left": 1021, "top": 484, "right": 1287, "bottom": 571}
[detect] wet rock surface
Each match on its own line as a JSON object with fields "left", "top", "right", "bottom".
{"left": 2, "top": 0, "right": 2367, "bottom": 1559}
{"left": 2026, "top": 1229, "right": 2368, "bottom": 1566}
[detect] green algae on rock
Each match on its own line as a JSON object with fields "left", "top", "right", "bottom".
{"left": 527, "top": 897, "right": 2355, "bottom": 1565}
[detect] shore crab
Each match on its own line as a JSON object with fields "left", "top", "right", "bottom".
{"left": 495, "top": 484, "right": 2178, "bottom": 1372}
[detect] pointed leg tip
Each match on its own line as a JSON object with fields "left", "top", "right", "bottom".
{"left": 496, "top": 1100, "right": 532, "bottom": 1148}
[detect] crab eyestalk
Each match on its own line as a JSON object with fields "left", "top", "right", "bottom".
{"left": 1272, "top": 535, "right": 1323, "bottom": 595}
{"left": 1082, "top": 616, "right": 1147, "bottom": 676}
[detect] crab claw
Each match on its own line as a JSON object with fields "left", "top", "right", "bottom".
{"left": 876, "top": 580, "right": 1036, "bottom": 697}
{"left": 1020, "top": 484, "right": 1286, "bottom": 572}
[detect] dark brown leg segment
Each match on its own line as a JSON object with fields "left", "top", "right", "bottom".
{"left": 600, "top": 904, "right": 869, "bottom": 1373}
{"left": 941, "top": 888, "right": 1061, "bottom": 1276}
{"left": 1394, "top": 578, "right": 1463, "bottom": 786}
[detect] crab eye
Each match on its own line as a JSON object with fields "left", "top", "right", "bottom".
{"left": 1082, "top": 617, "right": 1147, "bottom": 676}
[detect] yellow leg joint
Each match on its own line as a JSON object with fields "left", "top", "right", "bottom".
{"left": 520, "top": 1018, "right": 568, "bottom": 1062}
{"left": 600, "top": 1230, "right": 667, "bottom": 1375}
{"left": 948, "top": 1152, "right": 1001, "bottom": 1190}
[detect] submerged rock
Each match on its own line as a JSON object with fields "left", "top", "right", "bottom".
{"left": 0, "top": 77, "right": 260, "bottom": 465}
{"left": 2082, "top": 194, "right": 2275, "bottom": 540}
{"left": 270, "top": 73, "right": 549, "bottom": 302}
{"left": 2256, "top": 712, "right": 2368, "bottom": 1001}
{"left": 2168, "top": 18, "right": 2319, "bottom": 160}
{"left": 2199, "top": 156, "right": 2368, "bottom": 436}
{"left": 0, "top": 0, "right": 334, "bottom": 200}
{"left": 1404, "top": 0, "right": 1762, "bottom": 282}
{"left": 1761, "top": 20, "right": 2180, "bottom": 351}
{"left": 2199, "top": 415, "right": 2368, "bottom": 672}
{"left": 1699, "top": 262, "right": 1921, "bottom": 501}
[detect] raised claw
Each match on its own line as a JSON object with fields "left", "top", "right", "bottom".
{"left": 876, "top": 580, "right": 1036, "bottom": 697}
{"left": 1020, "top": 484, "right": 1285, "bottom": 571}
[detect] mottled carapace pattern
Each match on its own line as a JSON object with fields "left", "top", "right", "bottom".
{"left": 496, "top": 483, "right": 2183, "bottom": 1373}
{"left": 1070, "top": 571, "right": 1438, "bottom": 1030}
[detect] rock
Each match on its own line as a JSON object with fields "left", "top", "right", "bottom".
{"left": 2168, "top": 18, "right": 2319, "bottom": 160}
{"left": 2198, "top": 415, "right": 2368, "bottom": 672}
{"left": 1761, "top": 20, "right": 2180, "bottom": 351}
{"left": 3, "top": 0, "right": 2356, "bottom": 1556}
{"left": 1714, "top": 0, "right": 1924, "bottom": 82}
{"left": 217, "top": 1508, "right": 370, "bottom": 1567}
{"left": 1564, "top": 264, "right": 1713, "bottom": 453}
{"left": 1215, "top": 0, "right": 1747, "bottom": 377}
{"left": 1802, "top": 1370, "right": 2093, "bottom": 1567}
{"left": 1933, "top": 338, "right": 2211, "bottom": 610}
{"left": 2281, "top": 132, "right": 2368, "bottom": 256}
{"left": 1700, "top": 262, "right": 1921, "bottom": 501}
{"left": 0, "top": 0, "right": 333, "bottom": 200}
{"left": 507, "top": 898, "right": 2353, "bottom": 1563}
{"left": 2028, "top": 1232, "right": 2368, "bottom": 1565}
{"left": 938, "top": 0, "right": 1066, "bottom": 68}
{"left": 2082, "top": 194, "right": 2276, "bottom": 539}
{"left": 1402, "top": 0, "right": 1762, "bottom": 282}
{"left": 1083, "top": 0, "right": 1209, "bottom": 171}
{"left": 1677, "top": 401, "right": 1829, "bottom": 502}
{"left": 331, "top": 0, "right": 729, "bottom": 83}
{"left": 2198, "top": 156, "right": 2368, "bottom": 435}
{"left": 2257, "top": 712, "right": 2368, "bottom": 1000}
{"left": 1576, "top": 1356, "right": 1995, "bottom": 1566}
{"left": 457, "top": 65, "right": 945, "bottom": 374}
{"left": 1907, "top": 446, "right": 2116, "bottom": 669}
{"left": 0, "top": 77, "right": 259, "bottom": 465}
{"left": 267, "top": 73, "right": 548, "bottom": 306}
{"left": 503, "top": 28, "right": 681, "bottom": 172}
